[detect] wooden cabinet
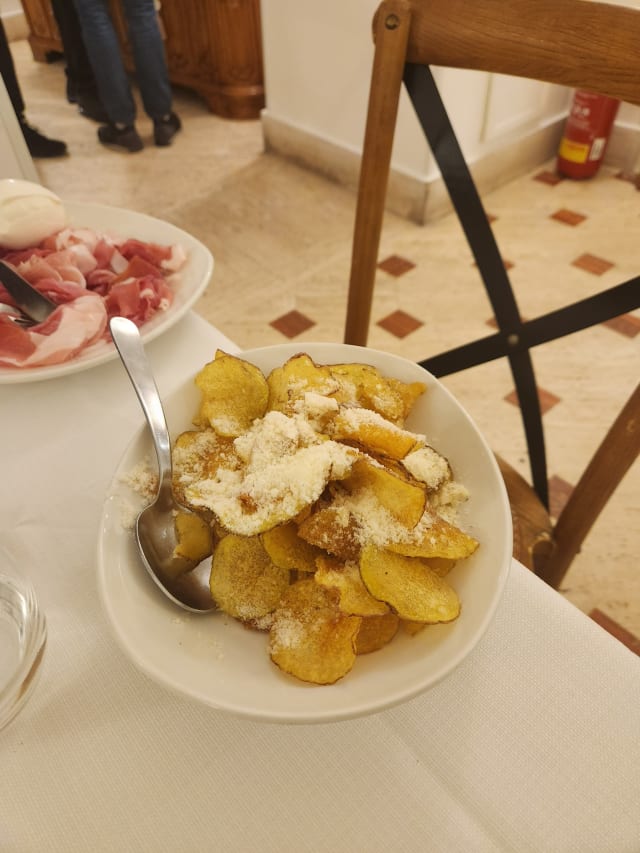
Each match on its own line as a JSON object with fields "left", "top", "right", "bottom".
{"left": 19, "top": 0, "right": 265, "bottom": 119}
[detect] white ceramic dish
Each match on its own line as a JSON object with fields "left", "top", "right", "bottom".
{"left": 0, "top": 201, "right": 213, "bottom": 384}
{"left": 97, "top": 343, "right": 512, "bottom": 724}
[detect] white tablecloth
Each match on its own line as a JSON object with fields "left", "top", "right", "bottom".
{"left": 1, "top": 313, "right": 639, "bottom": 853}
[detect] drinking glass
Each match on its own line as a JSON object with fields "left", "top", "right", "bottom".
{"left": 0, "top": 556, "right": 46, "bottom": 732}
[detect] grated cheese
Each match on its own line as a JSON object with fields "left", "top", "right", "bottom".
{"left": 327, "top": 487, "right": 434, "bottom": 547}
{"left": 119, "top": 457, "right": 158, "bottom": 499}
{"left": 430, "top": 481, "right": 470, "bottom": 524}
{"left": 402, "top": 446, "right": 450, "bottom": 490}
{"left": 334, "top": 405, "right": 419, "bottom": 440}
{"left": 186, "top": 411, "right": 358, "bottom": 535}
{"left": 269, "top": 612, "right": 305, "bottom": 651}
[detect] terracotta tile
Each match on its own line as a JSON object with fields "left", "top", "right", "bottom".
{"left": 270, "top": 310, "right": 315, "bottom": 338}
{"left": 603, "top": 313, "right": 640, "bottom": 338}
{"left": 571, "top": 253, "right": 614, "bottom": 275}
{"left": 548, "top": 474, "right": 574, "bottom": 519}
{"left": 377, "top": 255, "right": 416, "bottom": 277}
{"left": 377, "top": 310, "right": 424, "bottom": 338}
{"left": 504, "top": 386, "right": 561, "bottom": 414}
{"left": 550, "top": 208, "right": 587, "bottom": 226}
{"left": 589, "top": 609, "right": 640, "bottom": 656}
{"left": 533, "top": 170, "right": 565, "bottom": 186}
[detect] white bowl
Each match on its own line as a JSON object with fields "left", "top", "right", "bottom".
{"left": 98, "top": 342, "right": 512, "bottom": 723}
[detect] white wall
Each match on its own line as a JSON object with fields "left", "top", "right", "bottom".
{"left": 261, "top": 0, "right": 429, "bottom": 182}
{"left": 261, "top": 0, "right": 640, "bottom": 221}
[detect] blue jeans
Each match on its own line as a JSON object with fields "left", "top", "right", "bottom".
{"left": 73, "top": 0, "right": 173, "bottom": 125}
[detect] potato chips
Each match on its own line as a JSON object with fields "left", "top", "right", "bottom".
{"left": 171, "top": 351, "right": 479, "bottom": 685}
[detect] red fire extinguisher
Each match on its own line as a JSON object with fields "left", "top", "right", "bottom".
{"left": 557, "top": 90, "right": 620, "bottom": 179}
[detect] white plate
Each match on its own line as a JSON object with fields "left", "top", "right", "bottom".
{"left": 97, "top": 343, "right": 512, "bottom": 724}
{"left": 0, "top": 201, "right": 213, "bottom": 384}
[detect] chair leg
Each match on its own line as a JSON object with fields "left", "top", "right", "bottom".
{"left": 535, "top": 382, "right": 640, "bottom": 588}
{"left": 344, "top": 0, "right": 411, "bottom": 346}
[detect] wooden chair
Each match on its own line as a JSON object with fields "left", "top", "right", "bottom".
{"left": 344, "top": 0, "right": 640, "bottom": 588}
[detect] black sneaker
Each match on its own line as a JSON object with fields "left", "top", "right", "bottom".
{"left": 19, "top": 121, "right": 68, "bottom": 158}
{"left": 153, "top": 112, "right": 181, "bottom": 146}
{"left": 77, "top": 93, "right": 109, "bottom": 124}
{"left": 98, "top": 123, "right": 143, "bottom": 152}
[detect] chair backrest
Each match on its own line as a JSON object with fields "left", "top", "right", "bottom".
{"left": 344, "top": 0, "right": 640, "bottom": 587}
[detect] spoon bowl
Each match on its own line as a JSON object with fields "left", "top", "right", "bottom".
{"left": 109, "top": 316, "right": 215, "bottom": 612}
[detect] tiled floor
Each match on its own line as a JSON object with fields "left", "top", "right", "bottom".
{"left": 9, "top": 38, "right": 639, "bottom": 644}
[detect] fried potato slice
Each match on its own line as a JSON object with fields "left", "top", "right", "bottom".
{"left": 266, "top": 353, "right": 338, "bottom": 415}
{"left": 401, "top": 619, "right": 428, "bottom": 636}
{"left": 172, "top": 429, "right": 240, "bottom": 510}
{"left": 343, "top": 457, "right": 426, "bottom": 528}
{"left": 173, "top": 510, "right": 213, "bottom": 563}
{"left": 386, "top": 377, "right": 427, "bottom": 421}
{"left": 422, "top": 557, "right": 457, "bottom": 576}
{"left": 330, "top": 406, "right": 422, "bottom": 460}
{"left": 315, "top": 555, "right": 388, "bottom": 616}
{"left": 360, "top": 544, "right": 460, "bottom": 623}
{"left": 329, "top": 362, "right": 406, "bottom": 423}
{"left": 194, "top": 351, "right": 269, "bottom": 436}
{"left": 297, "top": 504, "right": 362, "bottom": 562}
{"left": 269, "top": 579, "right": 361, "bottom": 684}
{"left": 261, "top": 521, "right": 323, "bottom": 573}
{"left": 210, "top": 534, "right": 290, "bottom": 623}
{"left": 355, "top": 612, "right": 400, "bottom": 654}
{"left": 387, "top": 516, "right": 479, "bottom": 559}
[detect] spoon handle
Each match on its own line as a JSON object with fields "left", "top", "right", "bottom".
{"left": 109, "top": 316, "right": 172, "bottom": 489}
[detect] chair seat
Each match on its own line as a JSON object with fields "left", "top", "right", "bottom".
{"left": 496, "top": 455, "right": 554, "bottom": 573}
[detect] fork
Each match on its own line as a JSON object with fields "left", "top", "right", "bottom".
{"left": 0, "top": 303, "right": 37, "bottom": 327}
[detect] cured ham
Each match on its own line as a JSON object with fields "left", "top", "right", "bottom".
{"left": 0, "top": 225, "right": 186, "bottom": 370}
{"left": 0, "top": 294, "right": 107, "bottom": 368}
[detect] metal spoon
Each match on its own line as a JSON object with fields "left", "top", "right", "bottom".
{"left": 109, "top": 316, "right": 215, "bottom": 613}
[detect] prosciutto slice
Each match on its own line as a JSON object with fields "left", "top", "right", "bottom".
{"left": 0, "top": 294, "right": 107, "bottom": 368}
{"left": 0, "top": 226, "right": 186, "bottom": 370}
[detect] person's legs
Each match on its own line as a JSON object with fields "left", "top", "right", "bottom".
{"left": 0, "top": 19, "right": 67, "bottom": 158}
{"left": 119, "top": 0, "right": 180, "bottom": 145}
{"left": 50, "top": 0, "right": 108, "bottom": 122}
{"left": 72, "top": 0, "right": 137, "bottom": 126}
{"left": 119, "top": 0, "right": 172, "bottom": 120}
{"left": 50, "top": 0, "right": 95, "bottom": 100}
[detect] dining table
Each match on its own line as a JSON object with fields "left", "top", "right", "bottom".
{"left": 1, "top": 310, "right": 639, "bottom": 853}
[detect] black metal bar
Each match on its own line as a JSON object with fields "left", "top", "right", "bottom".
{"left": 421, "top": 277, "right": 640, "bottom": 377}
{"left": 404, "top": 62, "right": 549, "bottom": 504}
